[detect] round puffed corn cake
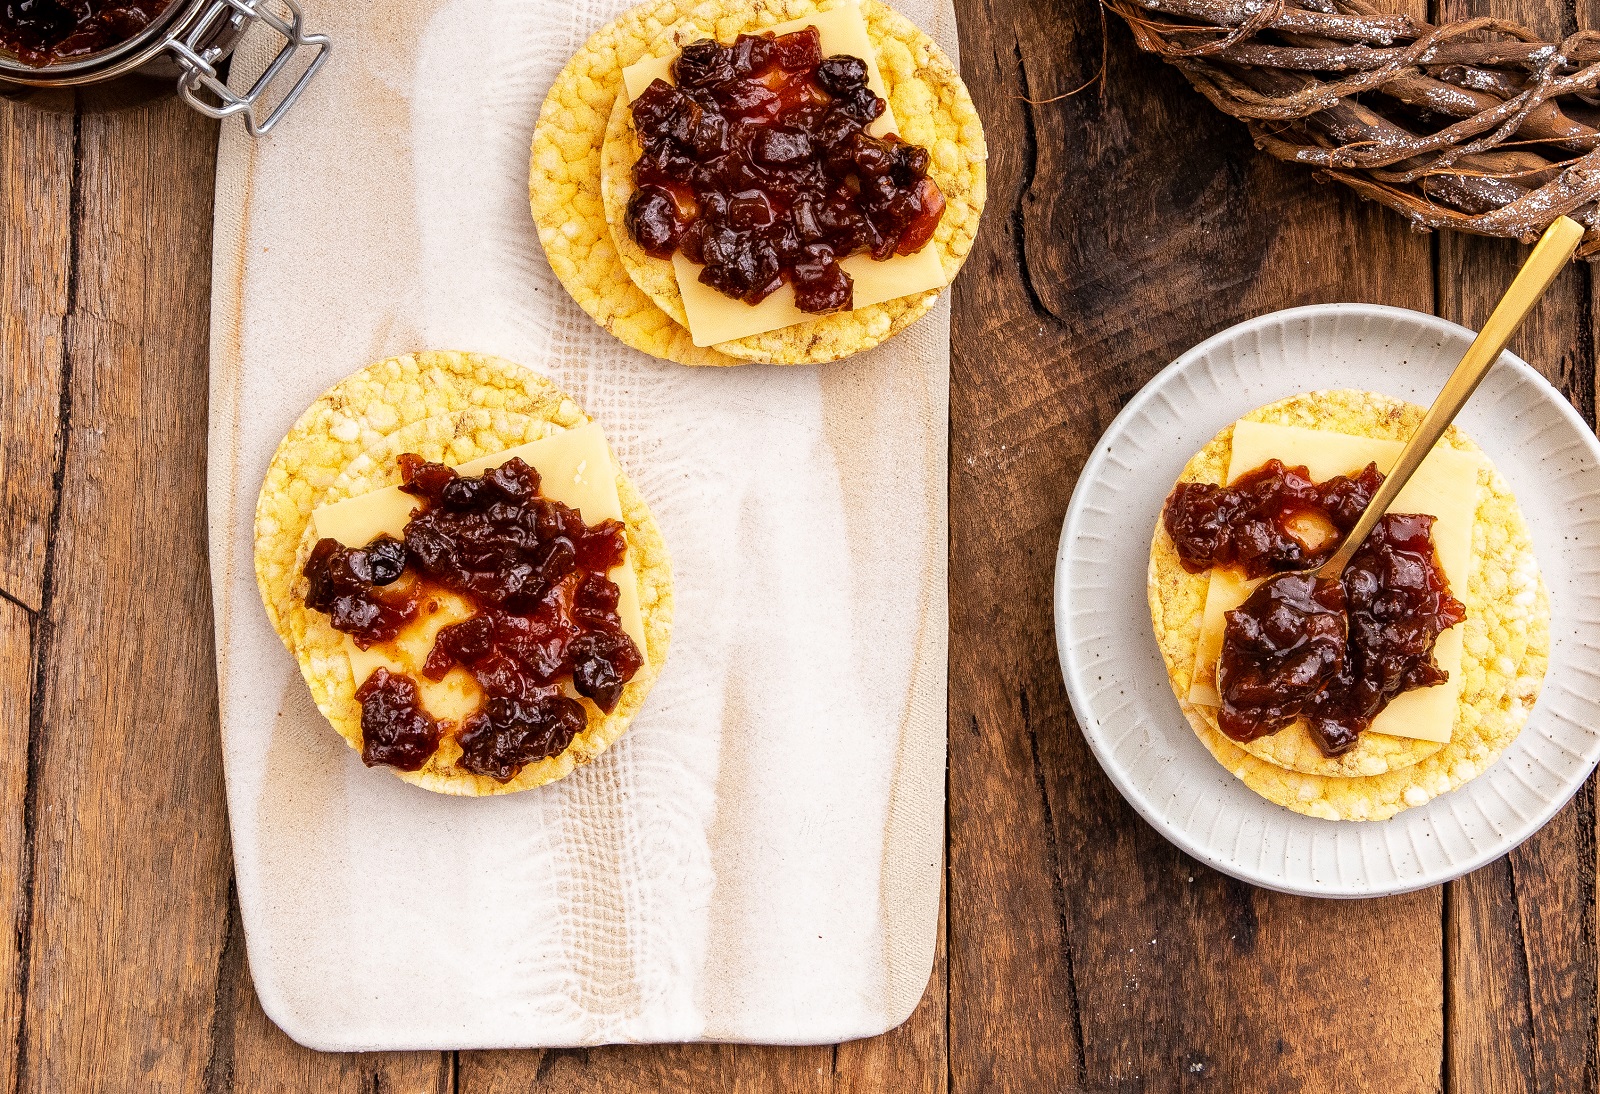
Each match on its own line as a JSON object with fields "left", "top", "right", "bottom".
{"left": 1146, "top": 390, "right": 1549, "bottom": 822}
{"left": 532, "top": 0, "right": 987, "bottom": 366}
{"left": 254, "top": 351, "right": 674, "bottom": 796}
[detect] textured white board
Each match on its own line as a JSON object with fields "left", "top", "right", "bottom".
{"left": 208, "top": 0, "right": 956, "bottom": 1051}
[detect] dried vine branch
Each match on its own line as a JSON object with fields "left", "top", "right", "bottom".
{"left": 1105, "top": 0, "right": 1600, "bottom": 255}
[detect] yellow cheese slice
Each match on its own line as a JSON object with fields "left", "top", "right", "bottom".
{"left": 1187, "top": 421, "right": 1483, "bottom": 744}
{"left": 346, "top": 587, "right": 483, "bottom": 726}
{"left": 311, "top": 422, "right": 648, "bottom": 721}
{"left": 620, "top": 0, "right": 948, "bottom": 347}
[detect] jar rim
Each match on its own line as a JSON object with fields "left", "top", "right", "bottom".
{"left": 0, "top": 0, "right": 203, "bottom": 81}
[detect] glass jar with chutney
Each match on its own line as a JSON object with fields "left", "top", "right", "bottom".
{"left": 0, "top": 0, "right": 328, "bottom": 135}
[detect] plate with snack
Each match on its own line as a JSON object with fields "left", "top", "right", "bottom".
{"left": 1054, "top": 303, "right": 1600, "bottom": 897}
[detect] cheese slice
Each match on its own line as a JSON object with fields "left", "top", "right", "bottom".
{"left": 346, "top": 587, "right": 483, "bottom": 725}
{"left": 1187, "top": 421, "right": 1483, "bottom": 744}
{"left": 311, "top": 422, "right": 648, "bottom": 721}
{"left": 620, "top": 0, "right": 948, "bottom": 347}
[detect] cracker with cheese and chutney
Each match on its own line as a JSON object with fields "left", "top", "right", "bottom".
{"left": 254, "top": 351, "right": 673, "bottom": 796}
{"left": 531, "top": 0, "right": 986, "bottom": 366}
{"left": 1147, "top": 390, "right": 1549, "bottom": 821}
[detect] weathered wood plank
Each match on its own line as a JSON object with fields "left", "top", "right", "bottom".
{"left": 10, "top": 0, "right": 1597, "bottom": 1084}
{"left": 0, "top": 599, "right": 33, "bottom": 1094}
{"left": 0, "top": 90, "right": 73, "bottom": 610}
{"left": 1432, "top": 0, "right": 1600, "bottom": 1085}
{"left": 0, "top": 90, "right": 71, "bottom": 1090}
{"left": 463, "top": 1042, "right": 830, "bottom": 1093}
{"left": 1436, "top": 237, "right": 1598, "bottom": 1094}
{"left": 458, "top": 907, "right": 944, "bottom": 1092}
{"left": 946, "top": 0, "right": 1445, "bottom": 1089}
{"left": 17, "top": 91, "right": 234, "bottom": 1093}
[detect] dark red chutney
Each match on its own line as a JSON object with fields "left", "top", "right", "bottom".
{"left": 1163, "top": 458, "right": 1384, "bottom": 578}
{"left": 302, "top": 455, "right": 644, "bottom": 781}
{"left": 354, "top": 669, "right": 445, "bottom": 773}
{"left": 0, "top": 0, "right": 174, "bottom": 66}
{"left": 1164, "top": 461, "right": 1466, "bottom": 758}
{"left": 625, "top": 25, "right": 946, "bottom": 314}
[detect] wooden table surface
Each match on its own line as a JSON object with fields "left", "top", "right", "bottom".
{"left": 3, "top": 0, "right": 1597, "bottom": 1089}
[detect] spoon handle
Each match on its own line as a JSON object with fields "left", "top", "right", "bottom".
{"left": 1316, "top": 215, "right": 1587, "bottom": 580}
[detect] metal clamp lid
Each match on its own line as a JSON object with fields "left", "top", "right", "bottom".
{"left": 166, "top": 0, "right": 329, "bottom": 136}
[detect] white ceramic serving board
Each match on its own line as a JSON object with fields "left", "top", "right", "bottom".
{"left": 207, "top": 0, "right": 957, "bottom": 1050}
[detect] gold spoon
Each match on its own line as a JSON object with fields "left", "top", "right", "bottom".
{"left": 1314, "top": 214, "right": 1586, "bottom": 580}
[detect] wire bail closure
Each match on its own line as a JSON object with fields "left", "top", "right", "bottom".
{"left": 167, "top": 0, "right": 329, "bottom": 136}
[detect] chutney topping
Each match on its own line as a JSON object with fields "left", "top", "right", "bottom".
{"left": 625, "top": 25, "right": 946, "bottom": 314}
{"left": 355, "top": 669, "right": 444, "bottom": 772}
{"left": 1214, "top": 572, "right": 1346, "bottom": 748}
{"left": 0, "top": 0, "right": 175, "bottom": 67}
{"left": 1164, "top": 459, "right": 1467, "bottom": 758}
{"left": 302, "top": 454, "right": 644, "bottom": 782}
{"left": 302, "top": 534, "right": 415, "bottom": 649}
{"left": 1163, "top": 458, "right": 1383, "bottom": 578}
{"left": 1303, "top": 513, "right": 1465, "bottom": 752}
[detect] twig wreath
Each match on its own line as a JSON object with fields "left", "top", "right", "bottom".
{"left": 1105, "top": 0, "right": 1600, "bottom": 255}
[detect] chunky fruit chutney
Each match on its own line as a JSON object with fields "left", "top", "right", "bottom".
{"left": 302, "top": 455, "right": 644, "bottom": 781}
{"left": 625, "top": 25, "right": 946, "bottom": 314}
{"left": 0, "top": 0, "right": 174, "bottom": 66}
{"left": 1164, "top": 461, "right": 1466, "bottom": 758}
{"left": 1163, "top": 458, "right": 1383, "bottom": 577}
{"left": 354, "top": 669, "right": 443, "bottom": 772}
{"left": 1215, "top": 572, "right": 1346, "bottom": 748}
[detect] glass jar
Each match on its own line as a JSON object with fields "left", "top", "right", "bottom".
{"left": 0, "top": 0, "right": 329, "bottom": 135}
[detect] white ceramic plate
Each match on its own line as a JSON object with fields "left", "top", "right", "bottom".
{"left": 1054, "top": 303, "right": 1600, "bottom": 897}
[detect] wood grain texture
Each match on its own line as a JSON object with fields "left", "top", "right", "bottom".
{"left": 0, "top": 90, "right": 72, "bottom": 611}
{"left": 1436, "top": 234, "right": 1599, "bottom": 1094}
{"left": 2, "top": 0, "right": 1599, "bottom": 1086}
{"left": 15, "top": 90, "right": 233, "bottom": 1093}
{"left": 0, "top": 599, "right": 32, "bottom": 1094}
{"left": 1431, "top": 8, "right": 1600, "bottom": 1090}
{"left": 463, "top": 1041, "right": 834, "bottom": 1092}
{"left": 947, "top": 0, "right": 1450, "bottom": 1090}
{"left": 457, "top": 906, "right": 946, "bottom": 1092}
